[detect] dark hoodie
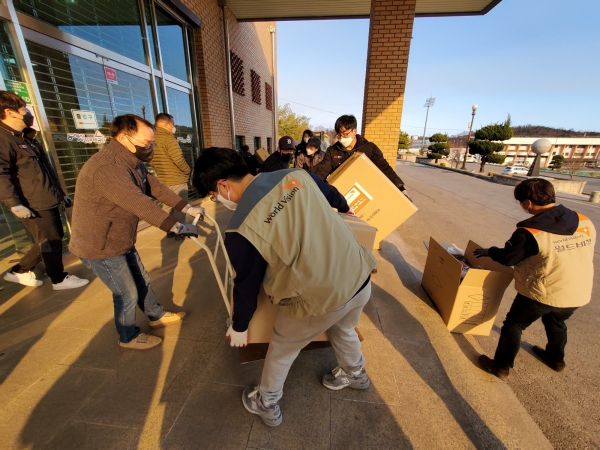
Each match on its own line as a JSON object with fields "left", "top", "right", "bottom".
{"left": 487, "top": 205, "right": 579, "bottom": 266}
{"left": 313, "top": 134, "right": 405, "bottom": 190}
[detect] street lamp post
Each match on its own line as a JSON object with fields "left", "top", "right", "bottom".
{"left": 461, "top": 104, "right": 478, "bottom": 170}
{"left": 421, "top": 97, "right": 435, "bottom": 153}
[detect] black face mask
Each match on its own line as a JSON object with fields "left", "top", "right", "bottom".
{"left": 126, "top": 136, "right": 155, "bottom": 162}
{"left": 134, "top": 145, "right": 155, "bottom": 162}
{"left": 277, "top": 152, "right": 292, "bottom": 162}
{"left": 23, "top": 112, "right": 34, "bottom": 128}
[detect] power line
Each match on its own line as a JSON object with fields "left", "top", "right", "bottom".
{"left": 279, "top": 96, "right": 467, "bottom": 132}
{"left": 278, "top": 97, "right": 344, "bottom": 116}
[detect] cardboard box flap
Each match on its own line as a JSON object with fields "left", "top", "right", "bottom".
{"left": 427, "top": 237, "right": 464, "bottom": 282}
{"left": 464, "top": 241, "right": 514, "bottom": 274}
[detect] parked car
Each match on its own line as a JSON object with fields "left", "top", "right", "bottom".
{"left": 502, "top": 166, "right": 529, "bottom": 175}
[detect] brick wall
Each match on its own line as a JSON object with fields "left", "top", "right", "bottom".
{"left": 227, "top": 8, "right": 275, "bottom": 153}
{"left": 181, "top": 0, "right": 275, "bottom": 152}
{"left": 362, "top": 0, "right": 416, "bottom": 167}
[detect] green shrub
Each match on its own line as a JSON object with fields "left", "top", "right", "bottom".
{"left": 427, "top": 153, "right": 443, "bottom": 160}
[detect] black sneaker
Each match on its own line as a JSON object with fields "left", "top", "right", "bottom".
{"left": 242, "top": 386, "right": 282, "bottom": 427}
{"left": 532, "top": 346, "right": 566, "bottom": 372}
{"left": 478, "top": 355, "right": 509, "bottom": 381}
{"left": 322, "top": 366, "right": 370, "bottom": 391}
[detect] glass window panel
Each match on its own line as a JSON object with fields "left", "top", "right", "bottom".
{"left": 143, "top": 0, "right": 158, "bottom": 69}
{"left": 26, "top": 40, "right": 155, "bottom": 196}
{"left": 166, "top": 86, "right": 194, "bottom": 169}
{"left": 0, "top": 21, "right": 24, "bottom": 82}
{"left": 155, "top": 5, "right": 187, "bottom": 81}
{"left": 155, "top": 76, "right": 164, "bottom": 113}
{"left": 15, "top": 0, "right": 146, "bottom": 64}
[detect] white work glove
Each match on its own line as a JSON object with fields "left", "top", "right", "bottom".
{"left": 226, "top": 325, "right": 248, "bottom": 347}
{"left": 11, "top": 205, "right": 34, "bottom": 219}
{"left": 183, "top": 204, "right": 205, "bottom": 218}
{"left": 63, "top": 195, "right": 73, "bottom": 208}
{"left": 169, "top": 222, "right": 199, "bottom": 237}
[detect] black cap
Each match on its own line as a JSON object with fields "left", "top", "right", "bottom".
{"left": 278, "top": 136, "right": 295, "bottom": 150}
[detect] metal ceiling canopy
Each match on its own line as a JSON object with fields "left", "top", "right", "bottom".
{"left": 225, "top": 0, "right": 502, "bottom": 22}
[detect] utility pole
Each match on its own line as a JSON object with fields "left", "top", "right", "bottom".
{"left": 461, "top": 104, "right": 478, "bottom": 170}
{"left": 421, "top": 97, "right": 435, "bottom": 153}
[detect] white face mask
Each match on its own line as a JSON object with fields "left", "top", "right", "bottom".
{"left": 306, "top": 147, "right": 316, "bottom": 156}
{"left": 339, "top": 136, "right": 354, "bottom": 148}
{"left": 171, "top": 126, "right": 177, "bottom": 134}
{"left": 304, "top": 137, "right": 309, "bottom": 143}
{"left": 217, "top": 184, "right": 237, "bottom": 210}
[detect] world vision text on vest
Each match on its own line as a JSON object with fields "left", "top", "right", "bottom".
{"left": 264, "top": 179, "right": 304, "bottom": 224}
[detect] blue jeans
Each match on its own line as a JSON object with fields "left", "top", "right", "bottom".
{"left": 81, "top": 247, "right": 164, "bottom": 343}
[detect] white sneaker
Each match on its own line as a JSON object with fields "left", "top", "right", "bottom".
{"left": 3, "top": 271, "right": 43, "bottom": 287}
{"left": 52, "top": 274, "right": 89, "bottom": 290}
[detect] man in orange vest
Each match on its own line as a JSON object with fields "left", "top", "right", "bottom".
{"left": 475, "top": 179, "right": 595, "bottom": 380}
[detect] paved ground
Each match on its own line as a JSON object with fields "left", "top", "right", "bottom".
{"left": 0, "top": 200, "right": 550, "bottom": 449}
{"left": 396, "top": 161, "right": 600, "bottom": 448}
{"left": 459, "top": 161, "right": 600, "bottom": 193}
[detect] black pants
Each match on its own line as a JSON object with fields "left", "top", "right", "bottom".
{"left": 494, "top": 294, "right": 577, "bottom": 370}
{"left": 11, "top": 207, "right": 66, "bottom": 284}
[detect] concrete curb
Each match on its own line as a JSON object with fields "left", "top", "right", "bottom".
{"left": 381, "top": 230, "right": 552, "bottom": 448}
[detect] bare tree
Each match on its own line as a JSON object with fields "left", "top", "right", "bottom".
{"left": 563, "top": 159, "right": 583, "bottom": 180}
{"left": 447, "top": 148, "right": 463, "bottom": 168}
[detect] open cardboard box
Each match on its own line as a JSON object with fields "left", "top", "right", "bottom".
{"left": 242, "top": 214, "right": 377, "bottom": 344}
{"left": 327, "top": 152, "right": 417, "bottom": 249}
{"left": 421, "top": 237, "right": 513, "bottom": 336}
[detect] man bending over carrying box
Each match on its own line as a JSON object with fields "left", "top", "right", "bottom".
{"left": 192, "top": 148, "right": 377, "bottom": 427}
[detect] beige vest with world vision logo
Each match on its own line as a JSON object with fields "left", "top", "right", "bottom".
{"left": 514, "top": 213, "right": 595, "bottom": 308}
{"left": 226, "top": 169, "right": 377, "bottom": 319}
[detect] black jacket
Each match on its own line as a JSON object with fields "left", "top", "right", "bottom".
{"left": 488, "top": 205, "right": 579, "bottom": 266}
{"left": 243, "top": 154, "right": 259, "bottom": 176}
{"left": 313, "top": 134, "right": 405, "bottom": 190}
{"left": 0, "top": 122, "right": 65, "bottom": 211}
{"left": 259, "top": 152, "right": 291, "bottom": 173}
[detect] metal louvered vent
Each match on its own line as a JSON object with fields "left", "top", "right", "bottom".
{"left": 230, "top": 51, "right": 245, "bottom": 96}
{"left": 265, "top": 82, "right": 273, "bottom": 111}
{"left": 251, "top": 70, "right": 261, "bottom": 105}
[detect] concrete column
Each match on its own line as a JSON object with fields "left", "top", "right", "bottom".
{"left": 362, "top": 0, "right": 416, "bottom": 167}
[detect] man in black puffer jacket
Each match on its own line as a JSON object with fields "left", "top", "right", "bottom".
{"left": 314, "top": 115, "right": 411, "bottom": 201}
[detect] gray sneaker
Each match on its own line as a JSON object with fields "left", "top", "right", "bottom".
{"left": 242, "top": 386, "right": 282, "bottom": 427}
{"left": 322, "top": 366, "right": 370, "bottom": 391}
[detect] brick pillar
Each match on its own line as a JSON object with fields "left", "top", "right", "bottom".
{"left": 362, "top": 0, "right": 416, "bottom": 167}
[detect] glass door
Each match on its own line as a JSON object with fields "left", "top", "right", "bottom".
{"left": 25, "top": 40, "right": 155, "bottom": 195}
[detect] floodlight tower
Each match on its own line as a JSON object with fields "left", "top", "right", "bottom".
{"left": 421, "top": 97, "right": 436, "bottom": 152}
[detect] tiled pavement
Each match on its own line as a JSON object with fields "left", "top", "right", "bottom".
{"left": 0, "top": 203, "right": 551, "bottom": 449}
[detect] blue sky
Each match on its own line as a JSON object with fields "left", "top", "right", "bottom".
{"left": 276, "top": 0, "right": 600, "bottom": 137}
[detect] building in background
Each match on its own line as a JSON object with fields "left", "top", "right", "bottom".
{"left": 0, "top": 0, "right": 276, "bottom": 273}
{"left": 500, "top": 138, "right": 600, "bottom": 168}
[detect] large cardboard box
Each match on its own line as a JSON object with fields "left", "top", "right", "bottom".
{"left": 339, "top": 213, "right": 377, "bottom": 250}
{"left": 244, "top": 215, "right": 376, "bottom": 343}
{"left": 421, "top": 237, "right": 513, "bottom": 336}
{"left": 327, "top": 152, "right": 417, "bottom": 249}
{"left": 255, "top": 147, "right": 269, "bottom": 164}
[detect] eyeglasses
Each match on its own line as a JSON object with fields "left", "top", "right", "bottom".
{"left": 126, "top": 135, "right": 156, "bottom": 151}
{"left": 337, "top": 129, "right": 355, "bottom": 139}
